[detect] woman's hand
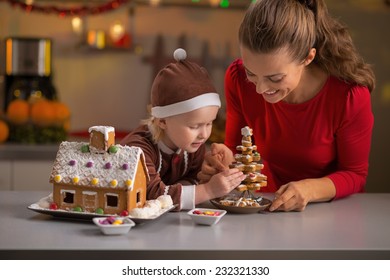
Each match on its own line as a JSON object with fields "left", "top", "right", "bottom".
{"left": 197, "top": 143, "right": 234, "bottom": 183}
{"left": 269, "top": 178, "right": 336, "bottom": 212}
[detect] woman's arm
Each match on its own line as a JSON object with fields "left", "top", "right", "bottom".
{"left": 270, "top": 85, "right": 373, "bottom": 211}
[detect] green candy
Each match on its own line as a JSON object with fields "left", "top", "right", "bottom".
{"left": 81, "top": 144, "right": 90, "bottom": 153}
{"left": 108, "top": 145, "right": 118, "bottom": 154}
{"left": 73, "top": 206, "right": 83, "bottom": 212}
{"left": 95, "top": 208, "right": 104, "bottom": 214}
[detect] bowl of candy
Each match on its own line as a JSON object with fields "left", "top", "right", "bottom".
{"left": 93, "top": 216, "right": 135, "bottom": 235}
{"left": 187, "top": 208, "right": 227, "bottom": 226}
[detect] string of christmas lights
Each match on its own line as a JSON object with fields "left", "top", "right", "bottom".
{"left": 0, "top": 0, "right": 257, "bottom": 17}
{"left": 0, "top": 0, "right": 131, "bottom": 17}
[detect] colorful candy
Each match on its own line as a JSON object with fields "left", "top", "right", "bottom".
{"left": 192, "top": 210, "right": 221, "bottom": 216}
{"left": 110, "top": 179, "right": 118, "bottom": 187}
{"left": 125, "top": 179, "right": 132, "bottom": 187}
{"left": 99, "top": 216, "right": 128, "bottom": 226}
{"left": 49, "top": 202, "right": 58, "bottom": 210}
{"left": 109, "top": 145, "right": 119, "bottom": 154}
{"left": 120, "top": 210, "right": 129, "bottom": 217}
{"left": 73, "top": 206, "right": 83, "bottom": 212}
{"left": 81, "top": 144, "right": 90, "bottom": 153}
{"left": 91, "top": 178, "right": 99, "bottom": 185}
{"left": 54, "top": 175, "right": 62, "bottom": 183}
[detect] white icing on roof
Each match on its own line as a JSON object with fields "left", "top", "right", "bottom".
{"left": 49, "top": 141, "right": 149, "bottom": 190}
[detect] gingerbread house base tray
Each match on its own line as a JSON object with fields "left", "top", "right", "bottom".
{"left": 210, "top": 197, "right": 272, "bottom": 214}
{"left": 27, "top": 203, "right": 176, "bottom": 224}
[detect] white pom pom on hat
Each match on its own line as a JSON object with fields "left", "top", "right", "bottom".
{"left": 150, "top": 48, "right": 221, "bottom": 118}
{"left": 173, "top": 48, "right": 187, "bottom": 62}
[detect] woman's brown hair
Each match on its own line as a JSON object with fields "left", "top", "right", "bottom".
{"left": 239, "top": 0, "right": 375, "bottom": 92}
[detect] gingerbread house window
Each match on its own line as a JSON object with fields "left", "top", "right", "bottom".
{"left": 105, "top": 193, "right": 119, "bottom": 208}
{"left": 61, "top": 190, "right": 75, "bottom": 204}
{"left": 136, "top": 191, "right": 142, "bottom": 204}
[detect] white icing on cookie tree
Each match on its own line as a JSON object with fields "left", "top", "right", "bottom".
{"left": 229, "top": 126, "right": 267, "bottom": 193}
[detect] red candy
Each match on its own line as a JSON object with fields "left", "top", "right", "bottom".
{"left": 49, "top": 202, "right": 58, "bottom": 210}
{"left": 120, "top": 210, "right": 129, "bottom": 217}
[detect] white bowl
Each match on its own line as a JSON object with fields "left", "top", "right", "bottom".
{"left": 93, "top": 217, "right": 135, "bottom": 235}
{"left": 187, "top": 208, "right": 227, "bottom": 226}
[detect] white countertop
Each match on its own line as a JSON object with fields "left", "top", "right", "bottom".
{"left": 1, "top": 191, "right": 389, "bottom": 259}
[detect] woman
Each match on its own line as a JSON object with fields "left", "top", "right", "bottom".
{"left": 199, "top": 0, "right": 375, "bottom": 212}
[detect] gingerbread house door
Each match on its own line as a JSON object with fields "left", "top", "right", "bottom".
{"left": 82, "top": 191, "right": 98, "bottom": 213}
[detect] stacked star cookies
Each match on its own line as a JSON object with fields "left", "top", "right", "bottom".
{"left": 229, "top": 126, "right": 267, "bottom": 192}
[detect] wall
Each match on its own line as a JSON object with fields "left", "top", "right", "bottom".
{"left": 0, "top": 1, "right": 389, "bottom": 193}
{"left": 0, "top": 3, "right": 244, "bottom": 132}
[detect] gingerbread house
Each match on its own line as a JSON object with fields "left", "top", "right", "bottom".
{"left": 49, "top": 126, "right": 149, "bottom": 215}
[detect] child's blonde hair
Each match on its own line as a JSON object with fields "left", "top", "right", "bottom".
{"left": 142, "top": 104, "right": 164, "bottom": 143}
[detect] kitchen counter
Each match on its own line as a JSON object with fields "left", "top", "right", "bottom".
{"left": 1, "top": 191, "right": 390, "bottom": 260}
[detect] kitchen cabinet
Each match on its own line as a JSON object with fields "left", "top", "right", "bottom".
{"left": 0, "top": 144, "right": 58, "bottom": 191}
{"left": 0, "top": 160, "right": 53, "bottom": 191}
{"left": 0, "top": 161, "right": 12, "bottom": 190}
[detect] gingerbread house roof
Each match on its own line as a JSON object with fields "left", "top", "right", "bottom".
{"left": 49, "top": 141, "right": 149, "bottom": 190}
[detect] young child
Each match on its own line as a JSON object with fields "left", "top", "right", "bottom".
{"left": 120, "top": 48, "right": 245, "bottom": 211}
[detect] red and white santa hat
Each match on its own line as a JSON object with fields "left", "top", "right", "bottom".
{"left": 150, "top": 48, "right": 221, "bottom": 118}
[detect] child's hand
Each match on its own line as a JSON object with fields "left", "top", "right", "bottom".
{"left": 197, "top": 143, "right": 234, "bottom": 183}
{"left": 210, "top": 143, "right": 234, "bottom": 164}
{"left": 205, "top": 168, "right": 246, "bottom": 199}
